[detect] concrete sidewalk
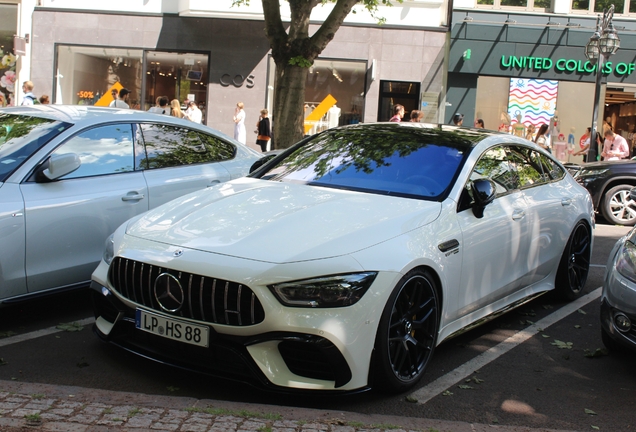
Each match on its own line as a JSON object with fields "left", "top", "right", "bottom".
{"left": 0, "top": 380, "right": 576, "bottom": 432}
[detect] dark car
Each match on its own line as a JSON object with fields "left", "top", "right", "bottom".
{"left": 570, "top": 160, "right": 636, "bottom": 226}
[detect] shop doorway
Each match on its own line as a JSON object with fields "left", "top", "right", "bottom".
{"left": 377, "top": 80, "right": 420, "bottom": 122}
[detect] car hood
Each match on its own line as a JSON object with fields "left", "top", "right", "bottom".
{"left": 125, "top": 177, "right": 442, "bottom": 264}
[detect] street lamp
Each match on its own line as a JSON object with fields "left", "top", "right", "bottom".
{"left": 585, "top": 4, "right": 620, "bottom": 162}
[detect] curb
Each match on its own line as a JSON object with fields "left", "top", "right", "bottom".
{"left": 0, "top": 380, "right": 579, "bottom": 432}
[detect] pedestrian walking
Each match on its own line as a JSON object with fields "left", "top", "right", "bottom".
{"left": 256, "top": 109, "right": 272, "bottom": 152}
{"left": 233, "top": 102, "right": 246, "bottom": 144}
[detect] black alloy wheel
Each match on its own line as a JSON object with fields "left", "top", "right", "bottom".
{"left": 555, "top": 221, "right": 591, "bottom": 301}
{"left": 602, "top": 184, "right": 636, "bottom": 226}
{"left": 373, "top": 269, "right": 439, "bottom": 392}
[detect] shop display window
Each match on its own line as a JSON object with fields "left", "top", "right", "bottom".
{"left": 55, "top": 46, "right": 143, "bottom": 107}
{"left": 267, "top": 57, "right": 367, "bottom": 133}
{"left": 0, "top": 3, "right": 17, "bottom": 107}
{"left": 54, "top": 46, "right": 209, "bottom": 116}
{"left": 477, "top": 0, "right": 549, "bottom": 10}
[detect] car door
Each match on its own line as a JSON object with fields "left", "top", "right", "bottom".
{"left": 20, "top": 123, "right": 148, "bottom": 293}
{"left": 455, "top": 145, "right": 531, "bottom": 317}
{"left": 138, "top": 123, "right": 233, "bottom": 208}
{"left": 509, "top": 146, "right": 572, "bottom": 285}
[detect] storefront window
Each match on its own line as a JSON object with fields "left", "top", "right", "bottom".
{"left": 55, "top": 46, "right": 143, "bottom": 106}
{"left": 144, "top": 51, "right": 208, "bottom": 113}
{"left": 266, "top": 57, "right": 367, "bottom": 134}
{"left": 477, "top": 0, "right": 549, "bottom": 9}
{"left": 0, "top": 3, "right": 17, "bottom": 107}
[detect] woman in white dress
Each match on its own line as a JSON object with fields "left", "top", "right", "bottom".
{"left": 233, "top": 102, "right": 246, "bottom": 144}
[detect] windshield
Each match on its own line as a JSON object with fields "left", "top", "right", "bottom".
{"left": 259, "top": 125, "right": 474, "bottom": 200}
{"left": 0, "top": 113, "right": 71, "bottom": 182}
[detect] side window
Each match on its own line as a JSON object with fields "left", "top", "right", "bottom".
{"left": 469, "top": 146, "right": 519, "bottom": 196}
{"left": 51, "top": 124, "right": 135, "bottom": 179}
{"left": 538, "top": 153, "right": 566, "bottom": 181}
{"left": 508, "top": 146, "right": 545, "bottom": 188}
{"left": 459, "top": 146, "right": 519, "bottom": 212}
{"left": 139, "top": 124, "right": 234, "bottom": 169}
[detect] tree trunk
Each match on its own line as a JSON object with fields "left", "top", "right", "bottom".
{"left": 272, "top": 62, "right": 308, "bottom": 149}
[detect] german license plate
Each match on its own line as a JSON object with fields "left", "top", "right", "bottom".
{"left": 135, "top": 309, "right": 209, "bottom": 348}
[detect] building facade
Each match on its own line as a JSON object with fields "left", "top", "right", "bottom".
{"left": 14, "top": 0, "right": 450, "bottom": 146}
{"left": 449, "top": 0, "right": 636, "bottom": 161}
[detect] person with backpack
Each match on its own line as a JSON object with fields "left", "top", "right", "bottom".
{"left": 21, "top": 81, "right": 38, "bottom": 105}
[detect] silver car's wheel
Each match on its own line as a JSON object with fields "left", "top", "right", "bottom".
{"left": 372, "top": 269, "right": 439, "bottom": 393}
{"left": 602, "top": 185, "right": 636, "bottom": 226}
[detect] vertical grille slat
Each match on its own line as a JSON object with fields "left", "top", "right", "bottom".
{"left": 108, "top": 257, "right": 264, "bottom": 326}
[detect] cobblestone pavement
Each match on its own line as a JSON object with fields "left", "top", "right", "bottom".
{"left": 0, "top": 380, "right": 577, "bottom": 432}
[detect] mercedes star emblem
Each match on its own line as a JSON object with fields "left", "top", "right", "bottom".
{"left": 153, "top": 272, "right": 184, "bottom": 313}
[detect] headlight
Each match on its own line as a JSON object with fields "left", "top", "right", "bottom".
{"left": 579, "top": 168, "right": 609, "bottom": 178}
{"left": 103, "top": 234, "right": 115, "bottom": 265}
{"left": 269, "top": 272, "right": 378, "bottom": 308}
{"left": 616, "top": 241, "right": 636, "bottom": 284}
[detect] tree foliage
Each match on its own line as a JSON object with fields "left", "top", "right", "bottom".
{"left": 231, "top": 0, "right": 401, "bottom": 149}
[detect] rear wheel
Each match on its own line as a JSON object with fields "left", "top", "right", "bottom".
{"left": 601, "top": 184, "right": 636, "bottom": 226}
{"left": 555, "top": 221, "right": 591, "bottom": 301}
{"left": 372, "top": 269, "right": 439, "bottom": 393}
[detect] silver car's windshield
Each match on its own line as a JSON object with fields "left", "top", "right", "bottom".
{"left": 0, "top": 113, "right": 71, "bottom": 182}
{"left": 259, "top": 125, "right": 474, "bottom": 200}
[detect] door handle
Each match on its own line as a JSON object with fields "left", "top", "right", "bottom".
{"left": 512, "top": 209, "right": 525, "bottom": 220}
{"left": 121, "top": 193, "right": 145, "bottom": 202}
{"left": 207, "top": 180, "right": 221, "bottom": 188}
{"left": 561, "top": 198, "right": 573, "bottom": 206}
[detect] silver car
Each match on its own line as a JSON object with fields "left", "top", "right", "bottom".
{"left": 601, "top": 187, "right": 636, "bottom": 352}
{"left": 0, "top": 105, "right": 262, "bottom": 304}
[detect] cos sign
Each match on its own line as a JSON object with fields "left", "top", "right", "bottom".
{"left": 220, "top": 74, "right": 255, "bottom": 88}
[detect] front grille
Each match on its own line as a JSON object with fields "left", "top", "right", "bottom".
{"left": 108, "top": 257, "right": 265, "bottom": 326}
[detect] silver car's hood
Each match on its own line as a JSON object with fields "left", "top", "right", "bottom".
{"left": 125, "top": 178, "right": 441, "bottom": 263}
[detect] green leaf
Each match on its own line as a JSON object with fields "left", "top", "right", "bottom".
{"left": 442, "top": 390, "right": 453, "bottom": 396}
{"left": 591, "top": 426, "right": 600, "bottom": 430}
{"left": 585, "top": 409, "right": 597, "bottom": 416}
{"left": 0, "top": 358, "right": 8, "bottom": 366}
{"left": 458, "top": 385, "right": 474, "bottom": 389}
{"left": 575, "top": 325, "right": 581, "bottom": 329}
{"left": 551, "top": 340, "right": 573, "bottom": 349}
{"left": 542, "top": 334, "right": 551, "bottom": 338}
{"left": 405, "top": 395, "right": 418, "bottom": 403}
{"left": 578, "top": 309, "right": 587, "bottom": 315}
{"left": 288, "top": 56, "right": 312, "bottom": 68}
{"left": 57, "top": 322, "right": 84, "bottom": 332}
{"left": 584, "top": 348, "right": 609, "bottom": 358}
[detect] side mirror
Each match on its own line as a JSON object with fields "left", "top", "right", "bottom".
{"left": 41, "top": 153, "right": 81, "bottom": 181}
{"left": 630, "top": 187, "right": 636, "bottom": 202}
{"left": 249, "top": 150, "right": 283, "bottom": 174}
{"left": 471, "top": 178, "right": 497, "bottom": 218}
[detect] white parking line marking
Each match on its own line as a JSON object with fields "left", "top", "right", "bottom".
{"left": 409, "top": 287, "right": 602, "bottom": 405}
{"left": 0, "top": 317, "right": 95, "bottom": 348}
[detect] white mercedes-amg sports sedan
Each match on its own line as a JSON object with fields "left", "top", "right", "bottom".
{"left": 91, "top": 122, "right": 594, "bottom": 393}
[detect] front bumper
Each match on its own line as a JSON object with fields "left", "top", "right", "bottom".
{"left": 90, "top": 248, "right": 401, "bottom": 392}
{"left": 92, "top": 281, "right": 357, "bottom": 391}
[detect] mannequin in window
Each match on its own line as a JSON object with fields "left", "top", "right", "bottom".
{"left": 327, "top": 105, "right": 341, "bottom": 129}
{"left": 513, "top": 114, "right": 525, "bottom": 137}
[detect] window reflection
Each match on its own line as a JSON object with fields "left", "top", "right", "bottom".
{"left": 53, "top": 124, "right": 135, "bottom": 179}
{"left": 261, "top": 126, "right": 471, "bottom": 200}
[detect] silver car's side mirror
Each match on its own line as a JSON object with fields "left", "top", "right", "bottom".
{"left": 630, "top": 187, "right": 636, "bottom": 202}
{"left": 42, "top": 153, "right": 81, "bottom": 181}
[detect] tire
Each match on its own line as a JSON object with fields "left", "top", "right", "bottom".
{"left": 372, "top": 269, "right": 440, "bottom": 393}
{"left": 555, "top": 221, "right": 591, "bottom": 301}
{"left": 601, "top": 184, "right": 636, "bottom": 226}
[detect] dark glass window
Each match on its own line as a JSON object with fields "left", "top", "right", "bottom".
{"left": 595, "top": 0, "right": 623, "bottom": 12}
{"left": 508, "top": 146, "right": 545, "bottom": 188}
{"left": 572, "top": 0, "right": 590, "bottom": 9}
{"left": 259, "top": 125, "right": 472, "bottom": 201}
{"left": 0, "top": 114, "right": 71, "bottom": 181}
{"left": 139, "top": 124, "right": 235, "bottom": 169}
{"left": 501, "top": 0, "right": 527, "bottom": 6}
{"left": 538, "top": 153, "right": 566, "bottom": 181}
{"left": 469, "top": 146, "right": 519, "bottom": 196}
{"left": 51, "top": 124, "right": 134, "bottom": 179}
